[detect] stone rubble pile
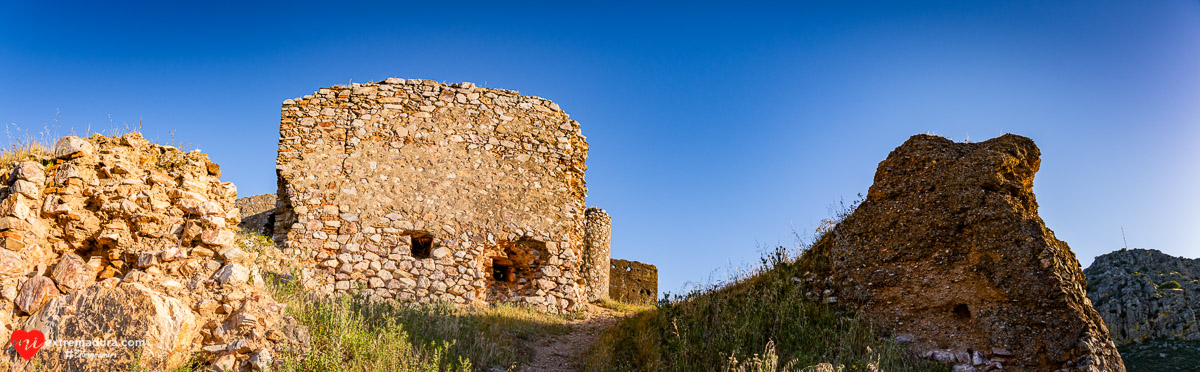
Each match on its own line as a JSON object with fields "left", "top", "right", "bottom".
{"left": 0, "top": 133, "right": 307, "bottom": 371}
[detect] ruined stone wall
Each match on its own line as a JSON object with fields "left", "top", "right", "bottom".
{"left": 0, "top": 134, "right": 306, "bottom": 371}
{"left": 582, "top": 207, "right": 611, "bottom": 301}
{"left": 236, "top": 194, "right": 276, "bottom": 236}
{"left": 610, "top": 259, "right": 657, "bottom": 304}
{"left": 274, "top": 78, "right": 590, "bottom": 312}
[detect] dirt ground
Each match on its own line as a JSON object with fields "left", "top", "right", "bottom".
{"left": 519, "top": 304, "right": 625, "bottom": 372}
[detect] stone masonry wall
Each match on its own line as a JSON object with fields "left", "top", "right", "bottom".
{"left": 610, "top": 259, "right": 657, "bottom": 304}
{"left": 236, "top": 194, "right": 276, "bottom": 236}
{"left": 582, "top": 207, "right": 611, "bottom": 301}
{"left": 274, "top": 78, "right": 590, "bottom": 312}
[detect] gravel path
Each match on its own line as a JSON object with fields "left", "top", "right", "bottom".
{"left": 520, "top": 304, "right": 624, "bottom": 372}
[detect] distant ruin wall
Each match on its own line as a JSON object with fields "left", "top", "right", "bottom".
{"left": 236, "top": 194, "right": 276, "bottom": 236}
{"left": 582, "top": 207, "right": 611, "bottom": 301}
{"left": 274, "top": 78, "right": 590, "bottom": 312}
{"left": 610, "top": 259, "right": 657, "bottom": 304}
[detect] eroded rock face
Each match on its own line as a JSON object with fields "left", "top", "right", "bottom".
{"left": 805, "top": 134, "right": 1124, "bottom": 371}
{"left": 1085, "top": 248, "right": 1200, "bottom": 344}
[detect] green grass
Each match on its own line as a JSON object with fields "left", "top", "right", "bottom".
{"left": 162, "top": 232, "right": 576, "bottom": 372}
{"left": 584, "top": 244, "right": 949, "bottom": 372}
{"left": 261, "top": 267, "right": 574, "bottom": 371}
{"left": 1118, "top": 339, "right": 1200, "bottom": 371}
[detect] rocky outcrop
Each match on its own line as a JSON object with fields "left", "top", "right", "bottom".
{"left": 23, "top": 282, "right": 197, "bottom": 371}
{"left": 235, "top": 194, "right": 275, "bottom": 237}
{"left": 802, "top": 134, "right": 1124, "bottom": 371}
{"left": 1084, "top": 248, "right": 1200, "bottom": 344}
{"left": 0, "top": 133, "right": 307, "bottom": 371}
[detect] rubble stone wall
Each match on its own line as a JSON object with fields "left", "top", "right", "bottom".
{"left": 0, "top": 134, "right": 305, "bottom": 371}
{"left": 610, "top": 259, "right": 657, "bottom": 304}
{"left": 274, "top": 78, "right": 591, "bottom": 312}
{"left": 582, "top": 207, "right": 611, "bottom": 301}
{"left": 236, "top": 194, "right": 276, "bottom": 236}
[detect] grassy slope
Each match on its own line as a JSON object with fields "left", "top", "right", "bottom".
{"left": 267, "top": 277, "right": 575, "bottom": 372}
{"left": 1118, "top": 339, "right": 1200, "bottom": 372}
{"left": 586, "top": 245, "right": 949, "bottom": 372}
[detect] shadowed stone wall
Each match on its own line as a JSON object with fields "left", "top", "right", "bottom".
{"left": 236, "top": 194, "right": 276, "bottom": 236}
{"left": 610, "top": 259, "right": 657, "bottom": 304}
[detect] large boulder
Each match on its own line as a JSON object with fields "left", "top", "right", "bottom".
{"left": 22, "top": 281, "right": 197, "bottom": 371}
{"left": 803, "top": 134, "right": 1124, "bottom": 371}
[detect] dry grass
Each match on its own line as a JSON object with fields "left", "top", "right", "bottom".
{"left": 264, "top": 276, "right": 575, "bottom": 371}
{"left": 594, "top": 297, "right": 655, "bottom": 314}
{"left": 201, "top": 232, "right": 576, "bottom": 371}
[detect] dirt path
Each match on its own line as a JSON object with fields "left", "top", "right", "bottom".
{"left": 520, "top": 304, "right": 624, "bottom": 372}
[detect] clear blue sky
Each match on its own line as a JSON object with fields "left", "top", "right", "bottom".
{"left": 3, "top": 1, "right": 1198, "bottom": 296}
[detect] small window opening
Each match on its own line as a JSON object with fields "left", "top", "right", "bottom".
{"left": 953, "top": 304, "right": 971, "bottom": 320}
{"left": 491, "top": 257, "right": 515, "bottom": 283}
{"left": 411, "top": 233, "right": 433, "bottom": 259}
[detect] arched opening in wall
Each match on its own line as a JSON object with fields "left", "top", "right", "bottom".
{"left": 486, "top": 238, "right": 549, "bottom": 300}
{"left": 409, "top": 231, "right": 433, "bottom": 259}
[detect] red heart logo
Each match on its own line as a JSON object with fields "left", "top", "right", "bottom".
{"left": 10, "top": 329, "right": 44, "bottom": 361}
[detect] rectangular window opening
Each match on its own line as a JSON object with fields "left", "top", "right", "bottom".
{"left": 411, "top": 233, "right": 433, "bottom": 259}
{"left": 491, "top": 257, "right": 515, "bottom": 283}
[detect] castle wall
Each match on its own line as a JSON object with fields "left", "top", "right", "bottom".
{"left": 236, "top": 194, "right": 276, "bottom": 236}
{"left": 582, "top": 207, "right": 611, "bottom": 300}
{"left": 610, "top": 259, "right": 657, "bottom": 304}
{"left": 274, "top": 78, "right": 589, "bottom": 312}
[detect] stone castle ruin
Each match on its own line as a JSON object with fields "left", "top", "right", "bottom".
{"left": 609, "top": 259, "right": 657, "bottom": 305}
{"left": 271, "top": 78, "right": 654, "bottom": 312}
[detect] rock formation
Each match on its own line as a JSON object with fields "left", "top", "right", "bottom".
{"left": 802, "top": 134, "right": 1124, "bottom": 371}
{"left": 0, "top": 134, "right": 306, "bottom": 371}
{"left": 610, "top": 259, "right": 657, "bottom": 304}
{"left": 1084, "top": 248, "right": 1200, "bottom": 344}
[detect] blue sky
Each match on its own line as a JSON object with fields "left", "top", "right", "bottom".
{"left": 3, "top": 1, "right": 1198, "bottom": 296}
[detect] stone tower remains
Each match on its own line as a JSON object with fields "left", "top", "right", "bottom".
{"left": 273, "top": 78, "right": 616, "bottom": 312}
{"left": 581, "top": 207, "right": 611, "bottom": 301}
